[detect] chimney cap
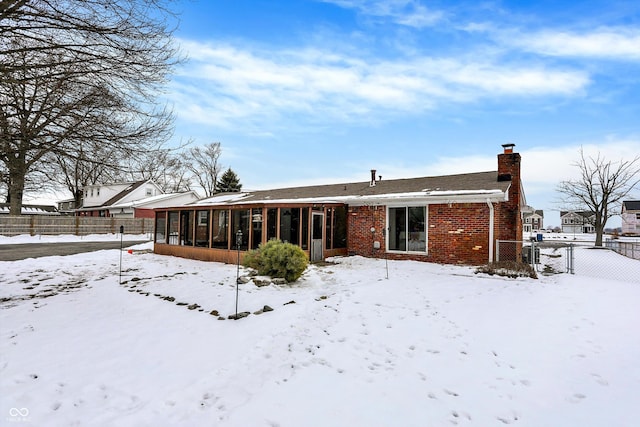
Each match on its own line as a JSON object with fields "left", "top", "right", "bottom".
{"left": 502, "top": 143, "right": 515, "bottom": 154}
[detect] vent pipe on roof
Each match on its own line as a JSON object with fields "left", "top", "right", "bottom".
{"left": 370, "top": 169, "right": 376, "bottom": 187}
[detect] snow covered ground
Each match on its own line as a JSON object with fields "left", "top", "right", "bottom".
{"left": 1, "top": 237, "right": 639, "bottom": 426}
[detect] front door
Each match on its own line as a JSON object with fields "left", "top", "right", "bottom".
{"left": 311, "top": 212, "right": 324, "bottom": 262}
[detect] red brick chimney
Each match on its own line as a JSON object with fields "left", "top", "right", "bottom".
{"left": 497, "top": 144, "right": 523, "bottom": 247}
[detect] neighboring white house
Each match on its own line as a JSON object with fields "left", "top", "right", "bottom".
{"left": 522, "top": 206, "right": 543, "bottom": 232}
{"left": 560, "top": 210, "right": 595, "bottom": 234}
{"left": 74, "top": 180, "right": 198, "bottom": 218}
{"left": 621, "top": 200, "right": 640, "bottom": 235}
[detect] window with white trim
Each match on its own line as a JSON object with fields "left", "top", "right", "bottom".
{"left": 388, "top": 206, "right": 426, "bottom": 253}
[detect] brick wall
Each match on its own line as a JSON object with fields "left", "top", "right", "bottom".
{"left": 427, "top": 203, "right": 491, "bottom": 265}
{"left": 347, "top": 205, "right": 386, "bottom": 257}
{"left": 134, "top": 208, "right": 155, "bottom": 219}
{"left": 347, "top": 203, "right": 493, "bottom": 265}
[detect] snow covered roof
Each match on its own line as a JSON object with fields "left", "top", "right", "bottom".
{"left": 0, "top": 204, "right": 60, "bottom": 215}
{"left": 174, "top": 171, "right": 511, "bottom": 208}
{"left": 107, "top": 191, "right": 200, "bottom": 210}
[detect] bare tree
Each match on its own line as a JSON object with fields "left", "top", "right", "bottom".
{"left": 43, "top": 146, "right": 122, "bottom": 208}
{"left": 123, "top": 147, "right": 193, "bottom": 193}
{"left": 185, "top": 142, "right": 223, "bottom": 197}
{"left": 557, "top": 148, "right": 640, "bottom": 246}
{"left": 1, "top": 0, "right": 180, "bottom": 215}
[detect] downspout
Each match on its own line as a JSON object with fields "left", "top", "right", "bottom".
{"left": 486, "top": 199, "right": 494, "bottom": 263}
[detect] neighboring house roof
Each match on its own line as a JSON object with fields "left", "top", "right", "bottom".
{"left": 523, "top": 209, "right": 543, "bottom": 217}
{"left": 622, "top": 200, "right": 640, "bottom": 211}
{"left": 0, "top": 203, "right": 60, "bottom": 215}
{"left": 193, "top": 171, "right": 512, "bottom": 207}
{"left": 560, "top": 210, "right": 594, "bottom": 218}
{"left": 101, "top": 181, "right": 149, "bottom": 207}
{"left": 76, "top": 180, "right": 161, "bottom": 211}
{"left": 109, "top": 191, "right": 200, "bottom": 210}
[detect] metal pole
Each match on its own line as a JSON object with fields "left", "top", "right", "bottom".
{"left": 235, "top": 230, "right": 242, "bottom": 319}
{"left": 385, "top": 227, "right": 389, "bottom": 279}
{"left": 119, "top": 225, "right": 124, "bottom": 284}
{"left": 531, "top": 240, "right": 535, "bottom": 271}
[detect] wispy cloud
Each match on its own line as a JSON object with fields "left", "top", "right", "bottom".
{"left": 501, "top": 27, "right": 640, "bottom": 61}
{"left": 171, "top": 40, "right": 589, "bottom": 131}
{"left": 320, "top": 0, "right": 444, "bottom": 28}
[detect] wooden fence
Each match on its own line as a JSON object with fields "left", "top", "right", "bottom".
{"left": 0, "top": 216, "right": 154, "bottom": 236}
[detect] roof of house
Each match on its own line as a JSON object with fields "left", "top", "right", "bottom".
{"left": 109, "top": 191, "right": 200, "bottom": 210}
{"left": 192, "top": 170, "right": 511, "bottom": 207}
{"left": 0, "top": 203, "right": 60, "bottom": 215}
{"left": 101, "top": 181, "right": 149, "bottom": 207}
{"left": 623, "top": 200, "right": 640, "bottom": 211}
{"left": 75, "top": 180, "right": 154, "bottom": 211}
{"left": 560, "top": 210, "right": 595, "bottom": 218}
{"left": 523, "top": 209, "right": 543, "bottom": 217}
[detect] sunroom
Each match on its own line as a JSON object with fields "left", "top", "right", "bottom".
{"left": 154, "top": 199, "right": 349, "bottom": 264}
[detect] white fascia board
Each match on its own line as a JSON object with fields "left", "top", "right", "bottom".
{"left": 230, "top": 196, "right": 350, "bottom": 205}
{"left": 347, "top": 190, "right": 506, "bottom": 206}
{"left": 192, "top": 190, "right": 506, "bottom": 207}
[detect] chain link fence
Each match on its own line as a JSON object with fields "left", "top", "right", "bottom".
{"left": 496, "top": 239, "right": 640, "bottom": 283}
{"left": 605, "top": 239, "right": 640, "bottom": 260}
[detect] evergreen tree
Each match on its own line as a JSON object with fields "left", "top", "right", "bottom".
{"left": 216, "top": 168, "right": 242, "bottom": 193}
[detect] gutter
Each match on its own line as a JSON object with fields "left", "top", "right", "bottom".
{"left": 486, "top": 199, "right": 494, "bottom": 263}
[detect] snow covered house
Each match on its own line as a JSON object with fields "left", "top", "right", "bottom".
{"left": 75, "top": 180, "right": 199, "bottom": 218}
{"left": 154, "top": 145, "right": 524, "bottom": 266}
{"left": 621, "top": 200, "right": 640, "bottom": 236}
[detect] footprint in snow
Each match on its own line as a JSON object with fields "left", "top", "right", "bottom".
{"left": 567, "top": 393, "right": 586, "bottom": 403}
{"left": 591, "top": 373, "right": 609, "bottom": 386}
{"left": 496, "top": 412, "right": 519, "bottom": 424}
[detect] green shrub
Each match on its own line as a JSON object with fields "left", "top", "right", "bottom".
{"left": 243, "top": 239, "right": 309, "bottom": 282}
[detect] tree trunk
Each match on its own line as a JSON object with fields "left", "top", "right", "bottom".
{"left": 8, "top": 168, "right": 25, "bottom": 216}
{"left": 595, "top": 221, "right": 604, "bottom": 246}
{"left": 594, "top": 212, "right": 605, "bottom": 246}
{"left": 74, "top": 189, "right": 84, "bottom": 209}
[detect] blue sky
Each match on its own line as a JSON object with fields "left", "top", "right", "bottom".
{"left": 165, "top": 0, "right": 640, "bottom": 228}
{"left": 20, "top": 0, "right": 616, "bottom": 229}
